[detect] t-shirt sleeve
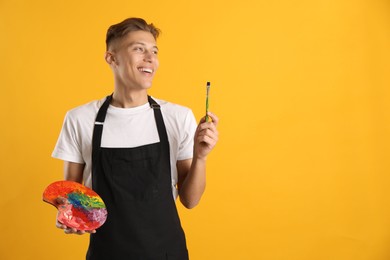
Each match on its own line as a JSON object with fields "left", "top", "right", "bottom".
{"left": 177, "top": 109, "right": 197, "bottom": 161}
{"left": 52, "top": 112, "right": 85, "bottom": 164}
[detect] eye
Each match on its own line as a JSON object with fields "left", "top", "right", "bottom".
{"left": 134, "top": 46, "right": 144, "bottom": 52}
{"left": 152, "top": 50, "right": 158, "bottom": 55}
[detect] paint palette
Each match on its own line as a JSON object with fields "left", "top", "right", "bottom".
{"left": 43, "top": 181, "right": 107, "bottom": 231}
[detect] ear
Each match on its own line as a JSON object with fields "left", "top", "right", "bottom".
{"left": 105, "top": 51, "right": 116, "bottom": 65}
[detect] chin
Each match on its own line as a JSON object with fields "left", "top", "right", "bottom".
{"left": 142, "top": 82, "right": 153, "bottom": 89}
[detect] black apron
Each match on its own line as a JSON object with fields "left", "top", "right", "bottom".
{"left": 86, "top": 95, "right": 189, "bottom": 260}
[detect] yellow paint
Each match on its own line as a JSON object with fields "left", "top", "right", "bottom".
{"left": 1, "top": 0, "right": 389, "bottom": 259}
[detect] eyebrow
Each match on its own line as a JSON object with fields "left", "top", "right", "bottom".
{"left": 128, "top": 41, "right": 159, "bottom": 50}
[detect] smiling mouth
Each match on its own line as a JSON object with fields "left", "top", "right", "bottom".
{"left": 138, "top": 67, "right": 153, "bottom": 74}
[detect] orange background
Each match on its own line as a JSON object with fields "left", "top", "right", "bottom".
{"left": 1, "top": 0, "right": 389, "bottom": 259}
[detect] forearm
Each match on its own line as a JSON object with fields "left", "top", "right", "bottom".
{"left": 178, "top": 111, "right": 219, "bottom": 209}
{"left": 179, "top": 157, "right": 207, "bottom": 209}
{"left": 64, "top": 161, "right": 85, "bottom": 183}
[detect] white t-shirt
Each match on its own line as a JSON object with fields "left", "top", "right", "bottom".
{"left": 52, "top": 96, "right": 197, "bottom": 198}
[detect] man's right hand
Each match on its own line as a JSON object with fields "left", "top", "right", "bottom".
{"left": 55, "top": 197, "right": 96, "bottom": 235}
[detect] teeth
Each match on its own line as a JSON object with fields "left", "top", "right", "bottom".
{"left": 139, "top": 68, "right": 153, "bottom": 73}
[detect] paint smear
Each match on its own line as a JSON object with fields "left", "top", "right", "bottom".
{"left": 43, "top": 181, "right": 107, "bottom": 231}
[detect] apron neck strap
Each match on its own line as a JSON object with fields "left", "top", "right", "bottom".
{"left": 92, "top": 94, "right": 169, "bottom": 169}
{"left": 147, "top": 96, "right": 169, "bottom": 145}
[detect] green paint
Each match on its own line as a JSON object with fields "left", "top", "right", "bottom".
{"left": 206, "top": 82, "right": 210, "bottom": 122}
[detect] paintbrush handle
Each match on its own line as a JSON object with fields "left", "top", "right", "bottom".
{"left": 205, "top": 82, "right": 210, "bottom": 122}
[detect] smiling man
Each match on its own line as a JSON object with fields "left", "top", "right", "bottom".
{"left": 52, "top": 18, "right": 219, "bottom": 259}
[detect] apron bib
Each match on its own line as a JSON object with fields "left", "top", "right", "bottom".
{"left": 86, "top": 95, "right": 188, "bottom": 260}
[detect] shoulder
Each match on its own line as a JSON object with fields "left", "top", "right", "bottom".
{"left": 153, "top": 97, "right": 193, "bottom": 118}
{"left": 65, "top": 97, "right": 106, "bottom": 122}
{"left": 152, "top": 97, "right": 197, "bottom": 135}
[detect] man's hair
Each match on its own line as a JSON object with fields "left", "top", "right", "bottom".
{"left": 106, "top": 17, "right": 161, "bottom": 50}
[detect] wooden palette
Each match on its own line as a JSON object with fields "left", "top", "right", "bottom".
{"left": 43, "top": 181, "right": 107, "bottom": 231}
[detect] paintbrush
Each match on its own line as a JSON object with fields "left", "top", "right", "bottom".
{"left": 205, "top": 82, "right": 210, "bottom": 122}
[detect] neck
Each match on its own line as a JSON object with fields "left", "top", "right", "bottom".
{"left": 111, "top": 88, "right": 148, "bottom": 108}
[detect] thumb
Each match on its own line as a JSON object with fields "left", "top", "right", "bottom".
{"left": 56, "top": 196, "right": 67, "bottom": 205}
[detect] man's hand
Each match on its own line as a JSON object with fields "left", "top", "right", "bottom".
{"left": 177, "top": 112, "right": 219, "bottom": 208}
{"left": 193, "top": 112, "right": 219, "bottom": 160}
{"left": 55, "top": 197, "right": 96, "bottom": 235}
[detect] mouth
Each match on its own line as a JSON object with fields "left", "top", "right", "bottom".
{"left": 138, "top": 67, "right": 154, "bottom": 74}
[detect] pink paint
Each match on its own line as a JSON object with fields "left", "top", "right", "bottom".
{"left": 43, "top": 181, "right": 107, "bottom": 231}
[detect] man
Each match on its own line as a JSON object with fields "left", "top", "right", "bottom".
{"left": 52, "top": 17, "right": 219, "bottom": 259}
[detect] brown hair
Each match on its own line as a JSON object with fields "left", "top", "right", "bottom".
{"left": 106, "top": 17, "right": 161, "bottom": 50}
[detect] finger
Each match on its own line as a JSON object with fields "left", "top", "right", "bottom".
{"left": 197, "top": 123, "right": 219, "bottom": 137}
{"left": 207, "top": 112, "right": 219, "bottom": 126}
{"left": 56, "top": 221, "right": 67, "bottom": 230}
{"left": 76, "top": 230, "right": 86, "bottom": 235}
{"left": 197, "top": 118, "right": 219, "bottom": 134}
{"left": 64, "top": 228, "right": 73, "bottom": 234}
{"left": 198, "top": 113, "right": 217, "bottom": 126}
{"left": 197, "top": 128, "right": 219, "bottom": 142}
{"left": 196, "top": 138, "right": 217, "bottom": 152}
{"left": 196, "top": 133, "right": 218, "bottom": 147}
{"left": 64, "top": 227, "right": 79, "bottom": 234}
{"left": 198, "top": 115, "right": 207, "bottom": 125}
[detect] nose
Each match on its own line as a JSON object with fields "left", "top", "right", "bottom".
{"left": 143, "top": 50, "right": 154, "bottom": 63}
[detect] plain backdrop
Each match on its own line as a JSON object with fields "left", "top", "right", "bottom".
{"left": 1, "top": 0, "right": 389, "bottom": 259}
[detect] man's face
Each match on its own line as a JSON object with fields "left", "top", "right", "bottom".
{"left": 109, "top": 30, "right": 159, "bottom": 90}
